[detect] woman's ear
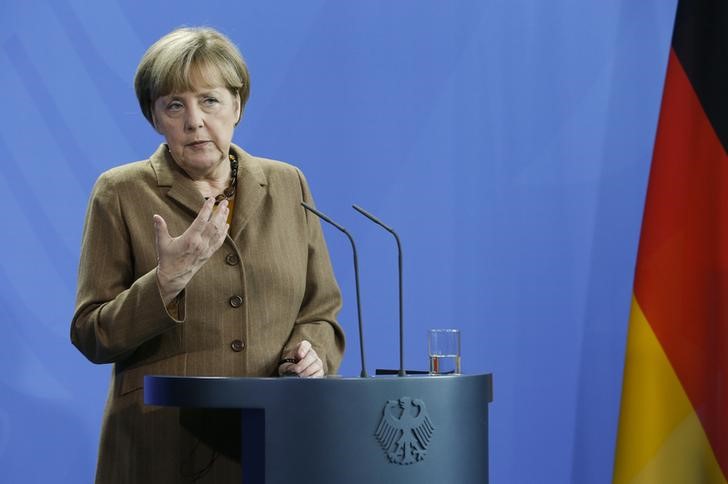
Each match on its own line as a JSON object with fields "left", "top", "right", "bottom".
{"left": 234, "top": 92, "right": 242, "bottom": 127}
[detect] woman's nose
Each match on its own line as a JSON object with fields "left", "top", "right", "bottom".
{"left": 184, "top": 105, "right": 204, "bottom": 131}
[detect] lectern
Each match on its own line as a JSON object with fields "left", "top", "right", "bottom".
{"left": 145, "top": 374, "right": 493, "bottom": 484}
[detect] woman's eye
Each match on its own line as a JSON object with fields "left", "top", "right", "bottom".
{"left": 203, "top": 97, "right": 219, "bottom": 106}
{"left": 166, "top": 101, "right": 183, "bottom": 112}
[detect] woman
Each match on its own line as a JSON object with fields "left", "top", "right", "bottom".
{"left": 71, "top": 27, "right": 345, "bottom": 483}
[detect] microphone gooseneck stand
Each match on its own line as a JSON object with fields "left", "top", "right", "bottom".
{"left": 301, "top": 202, "right": 368, "bottom": 378}
{"left": 352, "top": 205, "right": 406, "bottom": 377}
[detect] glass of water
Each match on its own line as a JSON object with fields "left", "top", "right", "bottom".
{"left": 428, "top": 329, "right": 461, "bottom": 375}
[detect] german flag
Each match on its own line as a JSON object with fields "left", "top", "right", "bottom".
{"left": 613, "top": 1, "right": 728, "bottom": 482}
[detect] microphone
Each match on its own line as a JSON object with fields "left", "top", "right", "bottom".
{"left": 352, "top": 205, "right": 406, "bottom": 377}
{"left": 301, "top": 202, "right": 368, "bottom": 378}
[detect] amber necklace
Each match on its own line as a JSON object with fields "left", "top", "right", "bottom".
{"left": 212, "top": 153, "right": 238, "bottom": 203}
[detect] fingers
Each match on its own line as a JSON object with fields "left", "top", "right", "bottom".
{"left": 215, "top": 223, "right": 230, "bottom": 248}
{"left": 153, "top": 198, "right": 231, "bottom": 303}
{"left": 278, "top": 362, "right": 297, "bottom": 376}
{"left": 305, "top": 364, "right": 325, "bottom": 378}
{"left": 189, "top": 197, "right": 216, "bottom": 233}
{"left": 288, "top": 341, "right": 324, "bottom": 378}
{"left": 210, "top": 199, "right": 229, "bottom": 224}
{"left": 200, "top": 196, "right": 216, "bottom": 221}
{"left": 296, "top": 340, "right": 313, "bottom": 360}
{"left": 181, "top": 200, "right": 230, "bottom": 259}
{"left": 211, "top": 201, "right": 230, "bottom": 239}
{"left": 277, "top": 341, "right": 325, "bottom": 378}
{"left": 200, "top": 200, "right": 229, "bottom": 240}
{"left": 153, "top": 214, "right": 171, "bottom": 248}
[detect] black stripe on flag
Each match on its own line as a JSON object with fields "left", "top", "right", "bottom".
{"left": 672, "top": 0, "right": 728, "bottom": 152}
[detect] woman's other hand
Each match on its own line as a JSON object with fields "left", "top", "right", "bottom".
{"left": 278, "top": 340, "right": 325, "bottom": 378}
{"left": 154, "top": 197, "right": 229, "bottom": 305}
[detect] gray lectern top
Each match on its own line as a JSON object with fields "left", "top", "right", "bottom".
{"left": 145, "top": 373, "right": 493, "bottom": 484}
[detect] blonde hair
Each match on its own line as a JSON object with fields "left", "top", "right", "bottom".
{"left": 134, "top": 27, "right": 250, "bottom": 126}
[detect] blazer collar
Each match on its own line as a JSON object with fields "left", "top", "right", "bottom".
{"left": 150, "top": 143, "right": 267, "bottom": 237}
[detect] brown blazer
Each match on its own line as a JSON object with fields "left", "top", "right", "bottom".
{"left": 71, "top": 144, "right": 345, "bottom": 483}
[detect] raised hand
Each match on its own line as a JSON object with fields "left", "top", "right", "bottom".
{"left": 154, "top": 198, "right": 230, "bottom": 305}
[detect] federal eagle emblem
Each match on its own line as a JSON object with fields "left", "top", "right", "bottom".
{"left": 375, "top": 397, "right": 435, "bottom": 465}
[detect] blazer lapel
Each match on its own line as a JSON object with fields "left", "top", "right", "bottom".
{"left": 229, "top": 144, "right": 267, "bottom": 240}
{"left": 150, "top": 144, "right": 206, "bottom": 216}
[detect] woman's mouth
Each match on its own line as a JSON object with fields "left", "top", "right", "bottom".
{"left": 186, "top": 140, "right": 211, "bottom": 148}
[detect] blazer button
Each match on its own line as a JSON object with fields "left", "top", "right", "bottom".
{"left": 229, "top": 295, "right": 244, "bottom": 308}
{"left": 230, "top": 339, "right": 245, "bottom": 352}
{"left": 225, "top": 253, "right": 239, "bottom": 266}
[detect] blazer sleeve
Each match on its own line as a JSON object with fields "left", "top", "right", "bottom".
{"left": 282, "top": 169, "right": 346, "bottom": 374}
{"left": 70, "top": 173, "right": 184, "bottom": 364}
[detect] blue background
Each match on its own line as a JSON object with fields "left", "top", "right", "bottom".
{"left": 0, "top": 1, "right": 677, "bottom": 482}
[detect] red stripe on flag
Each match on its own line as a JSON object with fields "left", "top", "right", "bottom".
{"left": 635, "top": 48, "right": 728, "bottom": 473}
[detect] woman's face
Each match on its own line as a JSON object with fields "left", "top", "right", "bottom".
{"left": 152, "top": 80, "right": 240, "bottom": 180}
